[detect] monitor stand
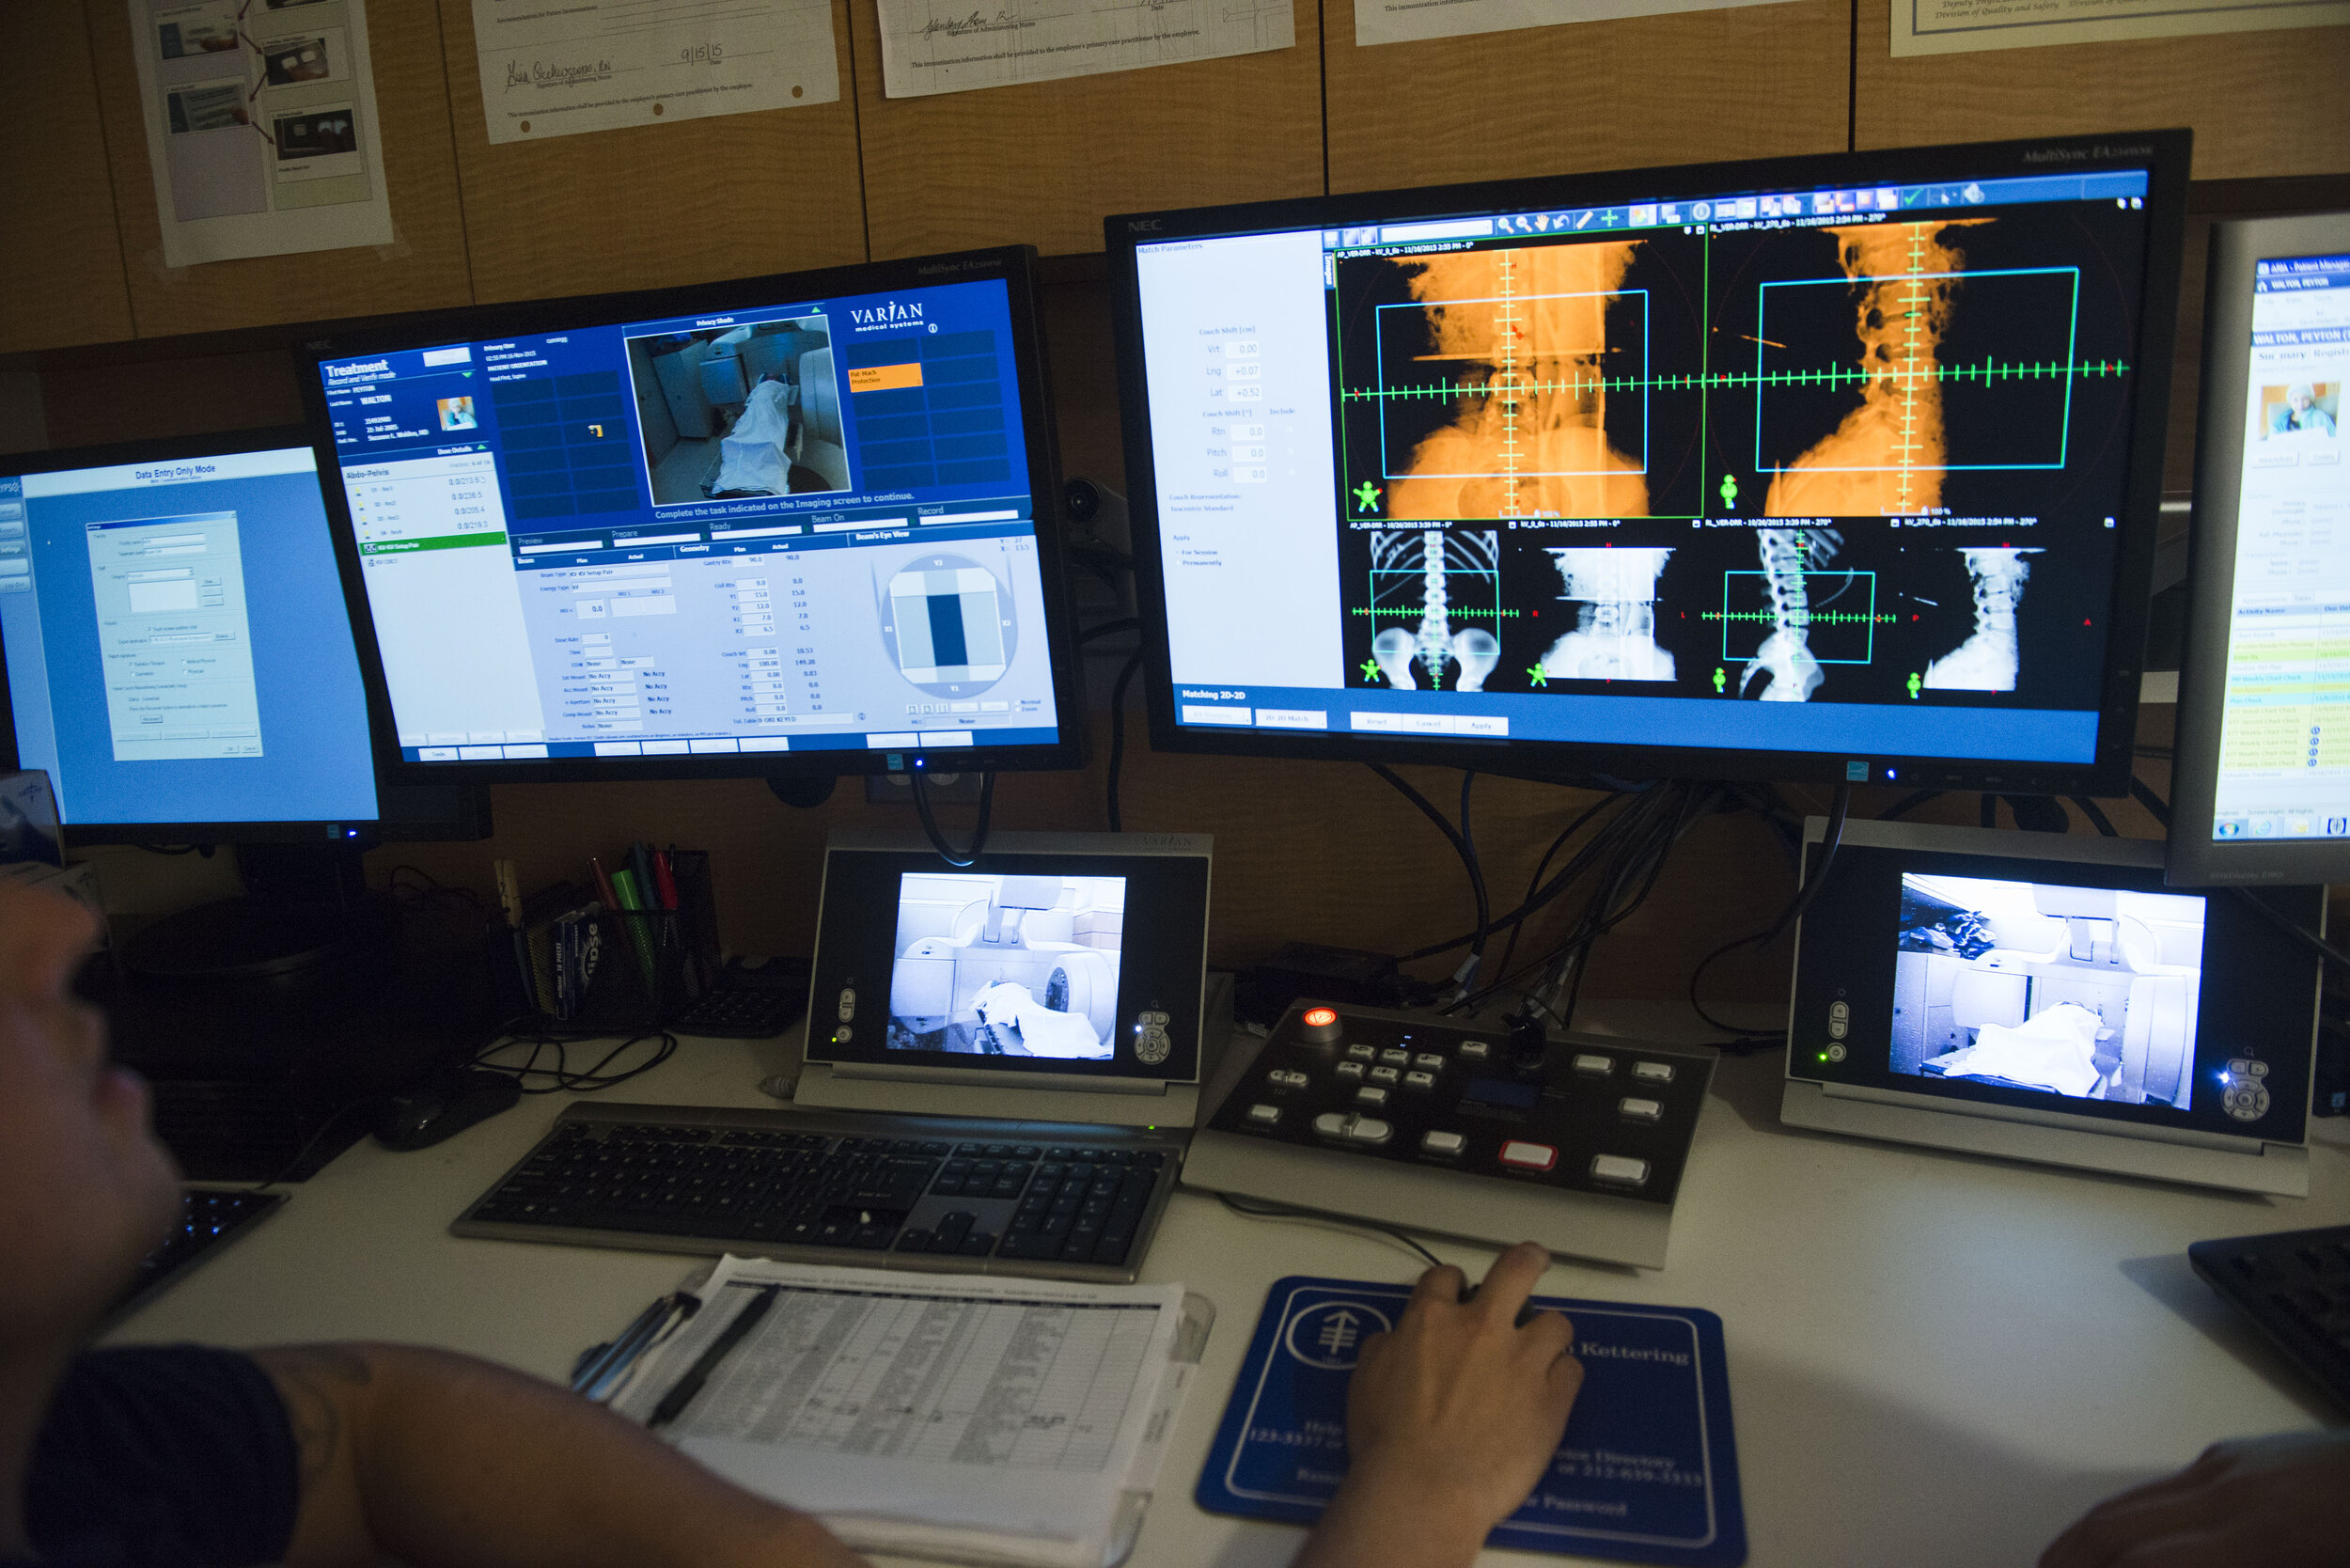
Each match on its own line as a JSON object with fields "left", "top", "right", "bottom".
{"left": 119, "top": 840, "right": 393, "bottom": 982}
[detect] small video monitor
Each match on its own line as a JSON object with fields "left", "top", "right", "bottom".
{"left": 884, "top": 871, "right": 1129, "bottom": 1059}
{"left": 298, "top": 246, "right": 1084, "bottom": 785}
{"left": 1785, "top": 819, "right": 2322, "bottom": 1194}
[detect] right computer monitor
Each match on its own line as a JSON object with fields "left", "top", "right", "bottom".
{"left": 1107, "top": 132, "right": 2189, "bottom": 794}
{"left": 2169, "top": 212, "right": 2350, "bottom": 886}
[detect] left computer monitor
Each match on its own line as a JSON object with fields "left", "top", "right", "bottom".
{"left": 0, "top": 426, "right": 484, "bottom": 844}
{"left": 297, "top": 245, "right": 1085, "bottom": 786}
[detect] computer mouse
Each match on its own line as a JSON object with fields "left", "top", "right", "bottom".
{"left": 375, "top": 1069, "right": 522, "bottom": 1152}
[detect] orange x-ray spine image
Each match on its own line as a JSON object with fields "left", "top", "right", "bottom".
{"left": 1385, "top": 242, "right": 1651, "bottom": 522}
{"left": 1763, "top": 220, "right": 1990, "bottom": 519}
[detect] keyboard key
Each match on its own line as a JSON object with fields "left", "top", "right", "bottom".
{"left": 1632, "top": 1061, "right": 1675, "bottom": 1084}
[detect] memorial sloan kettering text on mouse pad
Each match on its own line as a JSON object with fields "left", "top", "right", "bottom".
{"left": 1198, "top": 1277, "right": 1746, "bottom": 1566}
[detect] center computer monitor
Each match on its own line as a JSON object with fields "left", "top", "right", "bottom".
{"left": 1106, "top": 132, "right": 2189, "bottom": 794}
{"left": 0, "top": 427, "right": 483, "bottom": 844}
{"left": 296, "top": 246, "right": 1083, "bottom": 785}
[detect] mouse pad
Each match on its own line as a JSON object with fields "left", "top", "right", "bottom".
{"left": 1197, "top": 1276, "right": 1746, "bottom": 1566}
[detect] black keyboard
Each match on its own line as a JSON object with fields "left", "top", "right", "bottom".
{"left": 670, "top": 982, "right": 806, "bottom": 1039}
{"left": 2189, "top": 1223, "right": 2350, "bottom": 1408}
{"left": 110, "top": 1189, "right": 286, "bottom": 1321}
{"left": 452, "top": 1104, "right": 1183, "bottom": 1283}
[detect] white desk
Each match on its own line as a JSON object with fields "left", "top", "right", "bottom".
{"left": 109, "top": 1005, "right": 2350, "bottom": 1567}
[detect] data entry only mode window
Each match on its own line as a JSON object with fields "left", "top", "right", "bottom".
{"left": 319, "top": 275, "right": 1065, "bottom": 762}
{"left": 1139, "top": 170, "right": 2159, "bottom": 766}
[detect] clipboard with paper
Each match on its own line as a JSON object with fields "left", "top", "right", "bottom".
{"left": 602, "top": 1254, "right": 1214, "bottom": 1568}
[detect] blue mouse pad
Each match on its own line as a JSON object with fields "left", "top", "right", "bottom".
{"left": 1198, "top": 1276, "right": 1746, "bottom": 1566}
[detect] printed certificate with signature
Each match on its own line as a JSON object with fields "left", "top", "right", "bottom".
{"left": 876, "top": 0, "right": 1293, "bottom": 98}
{"left": 469, "top": 0, "right": 839, "bottom": 144}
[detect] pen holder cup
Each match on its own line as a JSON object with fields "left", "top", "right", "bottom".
{"left": 570, "top": 906, "right": 692, "bottom": 1033}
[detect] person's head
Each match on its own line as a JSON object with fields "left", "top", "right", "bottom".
{"left": 0, "top": 883, "right": 178, "bottom": 1352}
{"left": 2289, "top": 384, "right": 2316, "bottom": 412}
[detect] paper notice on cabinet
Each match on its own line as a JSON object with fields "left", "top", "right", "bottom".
{"left": 469, "top": 0, "right": 839, "bottom": 143}
{"left": 877, "top": 0, "right": 1293, "bottom": 98}
{"left": 1355, "top": 0, "right": 1784, "bottom": 47}
{"left": 129, "top": 0, "right": 394, "bottom": 266}
{"left": 1891, "top": 0, "right": 2345, "bottom": 54}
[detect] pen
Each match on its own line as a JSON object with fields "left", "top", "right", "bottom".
{"left": 572, "top": 1290, "right": 699, "bottom": 1402}
{"left": 648, "top": 1284, "right": 778, "bottom": 1430}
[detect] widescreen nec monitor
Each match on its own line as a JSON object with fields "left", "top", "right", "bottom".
{"left": 0, "top": 430, "right": 478, "bottom": 844}
{"left": 300, "top": 247, "right": 1084, "bottom": 784}
{"left": 2168, "top": 212, "right": 2350, "bottom": 886}
{"left": 1106, "top": 132, "right": 2188, "bottom": 794}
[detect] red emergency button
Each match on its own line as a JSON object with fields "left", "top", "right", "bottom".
{"left": 1299, "top": 1006, "right": 1344, "bottom": 1044}
{"left": 1498, "top": 1140, "right": 1558, "bottom": 1173}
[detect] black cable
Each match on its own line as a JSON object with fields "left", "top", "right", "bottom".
{"left": 1401, "top": 790, "right": 1638, "bottom": 967}
{"left": 471, "top": 1028, "right": 679, "bottom": 1093}
{"left": 1878, "top": 789, "right": 1943, "bottom": 822}
{"left": 2231, "top": 887, "right": 2350, "bottom": 973}
{"left": 2069, "top": 795, "right": 2120, "bottom": 838}
{"left": 1521, "top": 783, "right": 1704, "bottom": 1027}
{"left": 1106, "top": 649, "right": 1143, "bottom": 832}
{"left": 2129, "top": 776, "right": 2171, "bottom": 827}
{"left": 1216, "top": 1192, "right": 1445, "bottom": 1270}
{"left": 1480, "top": 792, "right": 1625, "bottom": 982}
{"left": 1688, "top": 784, "right": 1852, "bottom": 1043}
{"left": 1457, "top": 771, "right": 1490, "bottom": 969}
{"left": 911, "top": 767, "right": 995, "bottom": 868}
{"left": 1368, "top": 764, "right": 1489, "bottom": 979}
{"left": 245, "top": 1096, "right": 372, "bottom": 1192}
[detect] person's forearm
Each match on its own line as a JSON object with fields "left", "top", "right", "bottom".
{"left": 264, "top": 1342, "right": 863, "bottom": 1568}
{"left": 1294, "top": 1467, "right": 1489, "bottom": 1568}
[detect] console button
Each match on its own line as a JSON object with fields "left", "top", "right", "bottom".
{"left": 1370, "top": 1065, "right": 1401, "bottom": 1085}
{"left": 1355, "top": 1086, "right": 1389, "bottom": 1107}
{"left": 1311, "top": 1112, "right": 1347, "bottom": 1139}
{"left": 1345, "top": 1117, "right": 1392, "bottom": 1146}
{"left": 837, "top": 988, "right": 856, "bottom": 1022}
{"left": 1346, "top": 1043, "right": 1375, "bottom": 1061}
{"left": 1457, "top": 1040, "right": 1490, "bottom": 1060}
{"left": 1380, "top": 1048, "right": 1410, "bottom": 1067}
{"left": 1631, "top": 1061, "right": 1676, "bottom": 1084}
{"left": 1300, "top": 1006, "right": 1344, "bottom": 1044}
{"left": 1403, "top": 1071, "right": 1436, "bottom": 1090}
{"left": 1829, "top": 1001, "right": 1850, "bottom": 1023}
{"left": 1572, "top": 1054, "right": 1613, "bottom": 1077}
{"left": 1590, "top": 1153, "right": 1650, "bottom": 1185}
{"left": 1268, "top": 1070, "right": 1308, "bottom": 1090}
{"left": 1413, "top": 1053, "right": 1445, "bottom": 1072}
{"left": 1420, "top": 1130, "right": 1465, "bottom": 1158}
{"left": 1246, "top": 1104, "right": 1281, "bottom": 1127}
{"left": 1619, "top": 1096, "right": 1663, "bottom": 1123}
{"left": 1335, "top": 1060, "right": 1365, "bottom": 1080}
{"left": 1498, "top": 1140, "right": 1558, "bottom": 1172}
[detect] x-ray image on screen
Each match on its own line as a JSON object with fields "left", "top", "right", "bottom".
{"left": 885, "top": 872, "right": 1125, "bottom": 1058}
{"left": 1890, "top": 873, "right": 2205, "bottom": 1108}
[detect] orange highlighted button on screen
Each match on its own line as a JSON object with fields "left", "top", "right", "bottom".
{"left": 848, "top": 363, "right": 923, "bottom": 393}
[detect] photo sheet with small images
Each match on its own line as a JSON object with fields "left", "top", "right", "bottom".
{"left": 1198, "top": 1277, "right": 1746, "bottom": 1566}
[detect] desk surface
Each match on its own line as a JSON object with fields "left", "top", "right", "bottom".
{"left": 109, "top": 1005, "right": 2350, "bottom": 1568}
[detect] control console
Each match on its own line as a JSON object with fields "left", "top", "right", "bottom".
{"left": 1182, "top": 1000, "right": 1716, "bottom": 1268}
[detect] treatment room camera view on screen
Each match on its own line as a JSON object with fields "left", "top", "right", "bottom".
{"left": 885, "top": 872, "right": 1126, "bottom": 1059}
{"left": 1892, "top": 874, "right": 2204, "bottom": 1108}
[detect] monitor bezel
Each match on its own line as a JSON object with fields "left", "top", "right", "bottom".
{"left": 2168, "top": 211, "right": 2350, "bottom": 886}
{"left": 295, "top": 246, "right": 1089, "bottom": 787}
{"left": 0, "top": 424, "right": 489, "bottom": 846}
{"left": 1104, "top": 131, "right": 2192, "bottom": 796}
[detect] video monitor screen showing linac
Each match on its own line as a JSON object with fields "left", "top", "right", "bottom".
{"left": 885, "top": 872, "right": 1126, "bottom": 1058}
{"left": 1123, "top": 146, "right": 2170, "bottom": 781}
{"left": 0, "top": 442, "right": 379, "bottom": 829}
{"left": 1893, "top": 873, "right": 2205, "bottom": 1107}
{"left": 312, "top": 271, "right": 1063, "bottom": 768}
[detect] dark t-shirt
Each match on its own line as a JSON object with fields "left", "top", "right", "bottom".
{"left": 9, "top": 1345, "right": 299, "bottom": 1567}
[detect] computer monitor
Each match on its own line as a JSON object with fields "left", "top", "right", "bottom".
{"left": 0, "top": 427, "right": 486, "bottom": 845}
{"left": 296, "top": 246, "right": 1084, "bottom": 787}
{"left": 1105, "top": 132, "right": 2189, "bottom": 795}
{"left": 2167, "top": 212, "right": 2350, "bottom": 886}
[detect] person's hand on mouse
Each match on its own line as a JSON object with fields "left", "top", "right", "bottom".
{"left": 1293, "top": 1241, "right": 1584, "bottom": 1568}
{"left": 2039, "top": 1430, "right": 2350, "bottom": 1568}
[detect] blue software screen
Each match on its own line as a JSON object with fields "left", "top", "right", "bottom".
{"left": 314, "top": 274, "right": 1064, "bottom": 765}
{"left": 0, "top": 447, "right": 377, "bottom": 826}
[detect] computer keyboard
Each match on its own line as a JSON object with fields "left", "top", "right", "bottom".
{"left": 452, "top": 1103, "right": 1184, "bottom": 1283}
{"left": 2189, "top": 1222, "right": 2350, "bottom": 1408}
{"left": 110, "top": 1188, "right": 286, "bottom": 1321}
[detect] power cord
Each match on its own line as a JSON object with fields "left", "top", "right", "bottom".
{"left": 470, "top": 1027, "right": 679, "bottom": 1093}
{"left": 1106, "top": 649, "right": 1143, "bottom": 832}
{"left": 1216, "top": 1192, "right": 1446, "bottom": 1270}
{"left": 912, "top": 766, "right": 995, "bottom": 867}
{"left": 1369, "top": 764, "right": 1489, "bottom": 995}
{"left": 1688, "top": 782, "right": 1852, "bottom": 1048}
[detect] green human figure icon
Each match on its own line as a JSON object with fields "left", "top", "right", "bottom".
{"left": 1359, "top": 656, "right": 1382, "bottom": 682}
{"left": 1526, "top": 666, "right": 1547, "bottom": 688}
{"left": 1713, "top": 666, "right": 1727, "bottom": 694}
{"left": 1718, "top": 473, "right": 1739, "bottom": 511}
{"left": 1352, "top": 480, "right": 1382, "bottom": 513}
{"left": 1907, "top": 671, "right": 1922, "bottom": 699}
